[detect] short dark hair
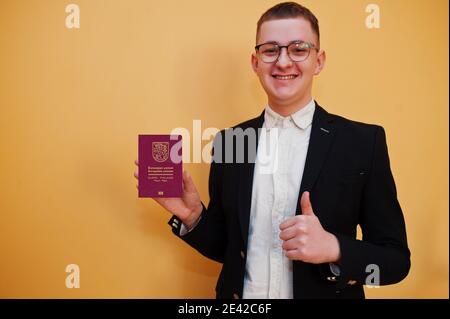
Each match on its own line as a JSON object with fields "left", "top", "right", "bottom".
{"left": 256, "top": 2, "right": 320, "bottom": 48}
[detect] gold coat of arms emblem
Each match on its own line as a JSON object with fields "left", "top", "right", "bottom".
{"left": 152, "top": 142, "right": 169, "bottom": 162}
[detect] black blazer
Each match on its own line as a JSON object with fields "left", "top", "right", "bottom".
{"left": 169, "top": 102, "right": 410, "bottom": 299}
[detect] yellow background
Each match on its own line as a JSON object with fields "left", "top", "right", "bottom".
{"left": 0, "top": 0, "right": 448, "bottom": 298}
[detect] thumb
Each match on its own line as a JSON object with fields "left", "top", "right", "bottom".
{"left": 182, "top": 170, "right": 198, "bottom": 193}
{"left": 300, "top": 191, "right": 315, "bottom": 216}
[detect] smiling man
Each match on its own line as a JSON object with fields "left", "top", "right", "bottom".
{"left": 135, "top": 2, "right": 410, "bottom": 299}
{"left": 252, "top": 15, "right": 323, "bottom": 116}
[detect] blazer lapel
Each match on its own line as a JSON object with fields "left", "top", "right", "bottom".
{"left": 296, "top": 103, "right": 337, "bottom": 215}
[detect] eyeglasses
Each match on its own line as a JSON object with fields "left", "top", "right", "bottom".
{"left": 254, "top": 41, "right": 318, "bottom": 63}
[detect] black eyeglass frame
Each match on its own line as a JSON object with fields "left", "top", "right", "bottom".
{"left": 254, "top": 40, "right": 319, "bottom": 63}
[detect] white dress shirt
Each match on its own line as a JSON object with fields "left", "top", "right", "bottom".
{"left": 242, "top": 99, "right": 315, "bottom": 299}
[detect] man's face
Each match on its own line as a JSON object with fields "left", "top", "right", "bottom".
{"left": 252, "top": 18, "right": 325, "bottom": 109}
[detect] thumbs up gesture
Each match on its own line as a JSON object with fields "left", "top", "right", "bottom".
{"left": 279, "top": 192, "right": 341, "bottom": 264}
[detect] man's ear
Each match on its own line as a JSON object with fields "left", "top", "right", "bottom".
{"left": 251, "top": 53, "right": 259, "bottom": 73}
{"left": 314, "top": 50, "right": 326, "bottom": 75}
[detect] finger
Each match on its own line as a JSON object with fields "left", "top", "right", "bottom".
{"left": 135, "top": 159, "right": 139, "bottom": 165}
{"left": 284, "top": 248, "right": 299, "bottom": 260}
{"left": 279, "top": 224, "right": 307, "bottom": 240}
{"left": 301, "top": 191, "right": 315, "bottom": 216}
{"left": 279, "top": 216, "right": 297, "bottom": 230}
{"left": 279, "top": 227, "right": 297, "bottom": 241}
{"left": 153, "top": 197, "right": 175, "bottom": 209}
{"left": 282, "top": 238, "right": 300, "bottom": 251}
{"left": 134, "top": 171, "right": 138, "bottom": 179}
{"left": 153, "top": 197, "right": 167, "bottom": 206}
{"left": 182, "top": 170, "right": 198, "bottom": 193}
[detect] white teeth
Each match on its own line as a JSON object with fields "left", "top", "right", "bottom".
{"left": 274, "top": 75, "right": 297, "bottom": 80}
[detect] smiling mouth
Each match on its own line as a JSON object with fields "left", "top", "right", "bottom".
{"left": 272, "top": 74, "right": 298, "bottom": 80}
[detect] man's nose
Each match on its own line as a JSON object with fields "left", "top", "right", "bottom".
{"left": 276, "top": 47, "right": 293, "bottom": 68}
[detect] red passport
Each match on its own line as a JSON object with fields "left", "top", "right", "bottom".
{"left": 138, "top": 135, "right": 182, "bottom": 198}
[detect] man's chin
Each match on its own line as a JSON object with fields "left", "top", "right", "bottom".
{"left": 270, "top": 91, "right": 298, "bottom": 103}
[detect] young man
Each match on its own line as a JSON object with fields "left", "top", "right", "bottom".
{"left": 135, "top": 2, "right": 410, "bottom": 299}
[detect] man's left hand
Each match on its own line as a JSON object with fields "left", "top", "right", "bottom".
{"left": 279, "top": 191, "right": 341, "bottom": 264}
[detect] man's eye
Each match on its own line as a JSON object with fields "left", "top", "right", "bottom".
{"left": 290, "top": 46, "right": 309, "bottom": 55}
{"left": 263, "top": 48, "right": 278, "bottom": 55}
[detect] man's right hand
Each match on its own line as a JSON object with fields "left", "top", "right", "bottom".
{"left": 134, "top": 160, "right": 203, "bottom": 230}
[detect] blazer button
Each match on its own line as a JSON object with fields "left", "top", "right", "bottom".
{"left": 233, "top": 293, "right": 240, "bottom": 299}
{"left": 240, "top": 250, "right": 245, "bottom": 259}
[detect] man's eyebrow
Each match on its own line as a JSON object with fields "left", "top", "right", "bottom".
{"left": 258, "top": 40, "right": 279, "bottom": 45}
{"left": 260, "top": 39, "right": 308, "bottom": 45}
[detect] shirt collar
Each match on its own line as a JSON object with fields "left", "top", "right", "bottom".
{"left": 264, "top": 99, "right": 316, "bottom": 130}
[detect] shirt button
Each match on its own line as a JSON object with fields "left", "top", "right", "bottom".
{"left": 233, "top": 293, "right": 240, "bottom": 299}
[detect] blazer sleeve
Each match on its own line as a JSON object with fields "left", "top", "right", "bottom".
{"left": 330, "top": 126, "right": 411, "bottom": 289}
{"left": 168, "top": 133, "right": 227, "bottom": 263}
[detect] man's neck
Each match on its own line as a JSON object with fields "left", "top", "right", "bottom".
{"left": 268, "top": 95, "right": 313, "bottom": 117}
